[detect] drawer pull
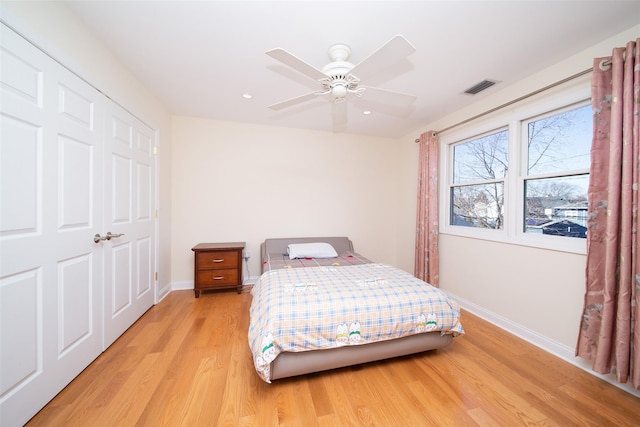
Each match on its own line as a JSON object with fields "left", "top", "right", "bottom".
{"left": 212, "top": 259, "right": 224, "bottom": 263}
{"left": 212, "top": 276, "right": 224, "bottom": 280}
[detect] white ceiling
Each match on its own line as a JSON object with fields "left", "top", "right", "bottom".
{"left": 64, "top": 1, "right": 639, "bottom": 138}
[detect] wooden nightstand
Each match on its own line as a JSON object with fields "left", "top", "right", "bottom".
{"left": 191, "top": 242, "right": 245, "bottom": 298}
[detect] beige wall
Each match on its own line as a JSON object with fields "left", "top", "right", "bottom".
{"left": 397, "top": 25, "right": 640, "bottom": 357}
{"left": 1, "top": 1, "right": 174, "bottom": 299}
{"left": 171, "top": 117, "right": 404, "bottom": 283}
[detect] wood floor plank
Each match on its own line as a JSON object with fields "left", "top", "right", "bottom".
{"left": 177, "top": 356, "right": 220, "bottom": 426}
{"left": 99, "top": 352, "right": 162, "bottom": 424}
{"left": 365, "top": 363, "right": 438, "bottom": 425}
{"left": 24, "top": 290, "right": 640, "bottom": 426}
{"left": 466, "top": 407, "right": 501, "bottom": 427}
{"left": 333, "top": 365, "right": 388, "bottom": 426}
{"left": 520, "top": 390, "right": 591, "bottom": 427}
{"left": 306, "top": 374, "right": 334, "bottom": 418}
{"left": 274, "top": 378, "right": 319, "bottom": 426}
{"left": 436, "top": 348, "right": 551, "bottom": 425}
{"left": 317, "top": 369, "right": 370, "bottom": 426}
{"left": 406, "top": 378, "right": 480, "bottom": 426}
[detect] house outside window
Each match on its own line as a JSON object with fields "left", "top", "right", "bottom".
{"left": 439, "top": 77, "right": 592, "bottom": 254}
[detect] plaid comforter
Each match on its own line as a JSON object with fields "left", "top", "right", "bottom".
{"left": 248, "top": 263, "right": 464, "bottom": 382}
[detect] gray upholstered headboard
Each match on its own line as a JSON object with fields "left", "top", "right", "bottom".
{"left": 260, "top": 237, "right": 354, "bottom": 260}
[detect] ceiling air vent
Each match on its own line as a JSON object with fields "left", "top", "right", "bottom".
{"left": 463, "top": 79, "right": 498, "bottom": 95}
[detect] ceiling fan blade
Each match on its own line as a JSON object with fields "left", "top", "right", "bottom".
{"left": 349, "top": 35, "right": 416, "bottom": 82}
{"left": 332, "top": 101, "right": 347, "bottom": 132}
{"left": 268, "top": 92, "right": 325, "bottom": 111}
{"left": 266, "top": 48, "right": 328, "bottom": 82}
{"left": 359, "top": 86, "right": 417, "bottom": 107}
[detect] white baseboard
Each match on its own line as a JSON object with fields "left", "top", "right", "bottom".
{"left": 156, "top": 283, "right": 172, "bottom": 303}
{"left": 451, "top": 293, "right": 640, "bottom": 398}
{"left": 172, "top": 280, "right": 193, "bottom": 291}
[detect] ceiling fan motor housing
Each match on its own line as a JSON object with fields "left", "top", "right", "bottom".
{"left": 321, "top": 44, "right": 361, "bottom": 102}
{"left": 327, "top": 43, "right": 351, "bottom": 62}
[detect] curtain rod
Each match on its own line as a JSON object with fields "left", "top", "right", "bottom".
{"left": 415, "top": 67, "right": 594, "bottom": 142}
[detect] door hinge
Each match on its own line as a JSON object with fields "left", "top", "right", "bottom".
{"left": 154, "top": 272, "right": 158, "bottom": 281}
{"left": 155, "top": 209, "right": 158, "bottom": 218}
{"left": 153, "top": 146, "right": 158, "bottom": 155}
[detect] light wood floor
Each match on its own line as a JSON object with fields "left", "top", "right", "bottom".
{"left": 26, "top": 289, "right": 639, "bottom": 426}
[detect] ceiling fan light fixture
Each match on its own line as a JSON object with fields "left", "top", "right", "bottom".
{"left": 331, "top": 84, "right": 348, "bottom": 101}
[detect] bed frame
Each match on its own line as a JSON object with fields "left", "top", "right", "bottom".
{"left": 256, "top": 237, "right": 454, "bottom": 380}
{"left": 260, "top": 236, "right": 356, "bottom": 272}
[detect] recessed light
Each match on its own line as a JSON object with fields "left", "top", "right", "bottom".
{"left": 363, "top": 110, "right": 372, "bottom": 115}
{"left": 242, "top": 93, "right": 253, "bottom": 99}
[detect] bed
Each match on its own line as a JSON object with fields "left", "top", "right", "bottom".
{"left": 248, "top": 237, "right": 464, "bottom": 382}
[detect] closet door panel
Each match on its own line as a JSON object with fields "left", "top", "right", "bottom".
{"left": 0, "top": 31, "right": 47, "bottom": 422}
{"left": 0, "top": 270, "right": 40, "bottom": 397}
{"left": 53, "top": 56, "right": 104, "bottom": 379}
{"left": 0, "top": 23, "right": 104, "bottom": 427}
{"left": 103, "top": 104, "right": 155, "bottom": 349}
{"left": 0, "top": 115, "right": 41, "bottom": 238}
{"left": 57, "top": 254, "right": 94, "bottom": 355}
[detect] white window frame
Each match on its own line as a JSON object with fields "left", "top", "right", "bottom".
{"left": 439, "top": 76, "right": 592, "bottom": 254}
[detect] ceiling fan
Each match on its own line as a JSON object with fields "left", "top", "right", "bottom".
{"left": 266, "top": 35, "right": 417, "bottom": 132}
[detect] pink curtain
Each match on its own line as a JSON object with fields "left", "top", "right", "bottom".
{"left": 414, "top": 131, "right": 439, "bottom": 286}
{"left": 576, "top": 38, "right": 640, "bottom": 389}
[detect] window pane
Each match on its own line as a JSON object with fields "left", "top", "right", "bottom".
{"left": 451, "top": 183, "right": 504, "bottom": 229}
{"left": 453, "top": 130, "right": 508, "bottom": 183}
{"left": 527, "top": 104, "right": 592, "bottom": 175}
{"left": 524, "top": 175, "right": 589, "bottom": 238}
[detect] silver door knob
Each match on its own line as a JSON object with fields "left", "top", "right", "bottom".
{"left": 93, "top": 232, "right": 125, "bottom": 243}
{"left": 106, "top": 232, "right": 124, "bottom": 240}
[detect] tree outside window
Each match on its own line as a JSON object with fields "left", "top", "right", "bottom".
{"left": 451, "top": 130, "right": 508, "bottom": 229}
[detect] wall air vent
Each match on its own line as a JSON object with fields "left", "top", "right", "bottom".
{"left": 463, "top": 79, "right": 498, "bottom": 95}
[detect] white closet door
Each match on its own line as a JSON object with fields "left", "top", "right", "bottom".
{"left": 0, "top": 23, "right": 157, "bottom": 425}
{"left": 1, "top": 23, "right": 103, "bottom": 426}
{"left": 102, "top": 103, "right": 155, "bottom": 348}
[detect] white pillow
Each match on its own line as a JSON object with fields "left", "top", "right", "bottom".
{"left": 287, "top": 242, "right": 338, "bottom": 259}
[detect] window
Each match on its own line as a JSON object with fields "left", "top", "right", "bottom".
{"left": 451, "top": 129, "right": 508, "bottom": 229}
{"left": 523, "top": 104, "right": 591, "bottom": 239}
{"left": 440, "top": 78, "right": 592, "bottom": 253}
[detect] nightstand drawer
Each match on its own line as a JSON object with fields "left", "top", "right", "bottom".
{"left": 196, "top": 251, "right": 239, "bottom": 269}
{"left": 196, "top": 268, "right": 239, "bottom": 286}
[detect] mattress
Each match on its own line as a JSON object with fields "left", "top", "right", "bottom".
{"left": 248, "top": 237, "right": 464, "bottom": 382}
